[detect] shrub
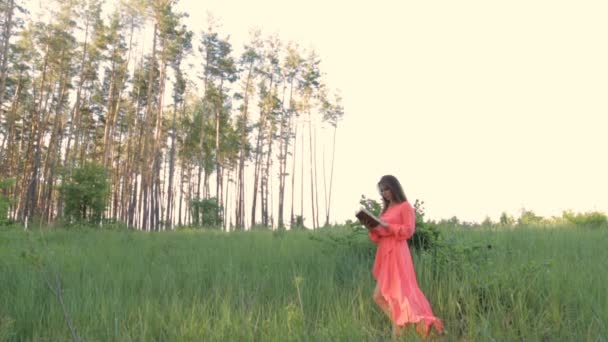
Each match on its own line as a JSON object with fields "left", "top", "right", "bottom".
{"left": 359, "top": 195, "right": 382, "bottom": 216}
{"left": 411, "top": 199, "right": 442, "bottom": 251}
{"left": 291, "top": 215, "right": 306, "bottom": 230}
{"left": 60, "top": 164, "right": 108, "bottom": 224}
{"left": 517, "top": 209, "right": 544, "bottom": 226}
{"left": 499, "top": 212, "right": 516, "bottom": 227}
{"left": 562, "top": 210, "right": 607, "bottom": 228}
{"left": 0, "top": 195, "right": 9, "bottom": 225}
{"left": 0, "top": 178, "right": 14, "bottom": 226}
{"left": 190, "top": 197, "right": 222, "bottom": 228}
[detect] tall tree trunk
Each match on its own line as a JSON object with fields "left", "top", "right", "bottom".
{"left": 140, "top": 24, "right": 157, "bottom": 231}
{"left": 223, "top": 168, "right": 230, "bottom": 231}
{"left": 126, "top": 57, "right": 145, "bottom": 228}
{"left": 166, "top": 95, "right": 182, "bottom": 229}
{"left": 102, "top": 64, "right": 118, "bottom": 168}
{"left": 64, "top": 17, "right": 90, "bottom": 168}
{"left": 215, "top": 78, "right": 224, "bottom": 205}
{"left": 307, "top": 109, "right": 316, "bottom": 230}
{"left": 250, "top": 111, "right": 267, "bottom": 228}
{"left": 42, "top": 68, "right": 69, "bottom": 223}
{"left": 313, "top": 125, "right": 320, "bottom": 229}
{"left": 112, "top": 119, "right": 125, "bottom": 222}
{"left": 289, "top": 119, "right": 298, "bottom": 227}
{"left": 0, "top": 0, "right": 15, "bottom": 125}
{"left": 203, "top": 172, "right": 210, "bottom": 199}
{"left": 2, "top": 73, "right": 22, "bottom": 178}
{"left": 277, "top": 80, "right": 288, "bottom": 229}
{"left": 178, "top": 159, "right": 187, "bottom": 227}
{"left": 151, "top": 48, "right": 167, "bottom": 231}
{"left": 21, "top": 43, "right": 51, "bottom": 221}
{"left": 325, "top": 125, "right": 337, "bottom": 226}
{"left": 299, "top": 120, "right": 304, "bottom": 225}
{"left": 262, "top": 134, "right": 273, "bottom": 227}
{"left": 236, "top": 61, "right": 254, "bottom": 229}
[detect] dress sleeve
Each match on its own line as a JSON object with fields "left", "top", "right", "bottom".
{"left": 385, "top": 202, "right": 416, "bottom": 240}
{"left": 368, "top": 228, "right": 382, "bottom": 243}
{"left": 368, "top": 225, "right": 391, "bottom": 243}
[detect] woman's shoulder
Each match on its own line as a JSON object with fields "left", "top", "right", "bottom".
{"left": 399, "top": 201, "right": 412, "bottom": 209}
{"left": 399, "top": 201, "right": 415, "bottom": 214}
{"left": 389, "top": 201, "right": 414, "bottom": 211}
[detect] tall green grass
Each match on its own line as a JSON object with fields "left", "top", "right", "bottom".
{"left": 418, "top": 227, "right": 608, "bottom": 341}
{"left": 0, "top": 226, "right": 606, "bottom": 341}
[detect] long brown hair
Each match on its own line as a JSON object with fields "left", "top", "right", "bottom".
{"left": 378, "top": 175, "right": 408, "bottom": 213}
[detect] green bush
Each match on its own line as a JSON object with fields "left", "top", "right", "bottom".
{"left": 499, "top": 211, "right": 516, "bottom": 226}
{"left": 563, "top": 210, "right": 607, "bottom": 227}
{"left": 190, "top": 197, "right": 222, "bottom": 228}
{"left": 358, "top": 195, "right": 382, "bottom": 217}
{"left": 0, "top": 196, "right": 10, "bottom": 225}
{"left": 518, "top": 209, "right": 544, "bottom": 226}
{"left": 291, "top": 215, "right": 306, "bottom": 230}
{"left": 0, "top": 178, "right": 15, "bottom": 226}
{"left": 410, "top": 199, "right": 442, "bottom": 251}
{"left": 60, "top": 163, "right": 109, "bottom": 224}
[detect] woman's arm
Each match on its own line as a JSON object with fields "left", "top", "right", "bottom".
{"left": 365, "top": 218, "right": 388, "bottom": 242}
{"left": 383, "top": 203, "right": 416, "bottom": 240}
{"left": 368, "top": 228, "right": 382, "bottom": 243}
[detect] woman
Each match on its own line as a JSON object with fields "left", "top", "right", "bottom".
{"left": 364, "top": 175, "right": 443, "bottom": 338}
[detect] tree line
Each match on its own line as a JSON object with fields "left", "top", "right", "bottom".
{"left": 0, "top": 0, "right": 344, "bottom": 231}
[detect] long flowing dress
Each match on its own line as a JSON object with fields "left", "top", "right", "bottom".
{"left": 368, "top": 201, "right": 443, "bottom": 335}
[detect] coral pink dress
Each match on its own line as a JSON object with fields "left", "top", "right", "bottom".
{"left": 368, "top": 201, "right": 443, "bottom": 335}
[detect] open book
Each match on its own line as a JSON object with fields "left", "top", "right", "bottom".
{"left": 355, "top": 208, "right": 388, "bottom": 229}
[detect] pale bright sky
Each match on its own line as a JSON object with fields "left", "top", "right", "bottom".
{"left": 27, "top": 0, "right": 608, "bottom": 224}
{"left": 175, "top": 0, "right": 608, "bottom": 224}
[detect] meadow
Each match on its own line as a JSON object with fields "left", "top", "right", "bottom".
{"left": 0, "top": 225, "right": 606, "bottom": 341}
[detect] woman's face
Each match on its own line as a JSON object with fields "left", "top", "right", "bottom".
{"left": 379, "top": 184, "right": 393, "bottom": 202}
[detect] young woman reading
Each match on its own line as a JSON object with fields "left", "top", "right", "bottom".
{"left": 359, "top": 175, "right": 443, "bottom": 339}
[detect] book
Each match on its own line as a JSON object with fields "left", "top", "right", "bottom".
{"left": 355, "top": 208, "right": 388, "bottom": 228}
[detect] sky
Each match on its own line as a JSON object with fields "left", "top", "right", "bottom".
{"left": 174, "top": 0, "right": 608, "bottom": 224}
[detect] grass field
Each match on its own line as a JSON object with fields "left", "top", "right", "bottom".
{"left": 1, "top": 225, "right": 606, "bottom": 341}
